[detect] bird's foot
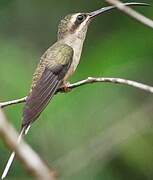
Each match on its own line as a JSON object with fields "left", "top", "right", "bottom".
{"left": 61, "top": 82, "right": 71, "bottom": 93}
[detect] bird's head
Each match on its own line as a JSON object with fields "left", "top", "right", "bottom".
{"left": 57, "top": 2, "right": 149, "bottom": 41}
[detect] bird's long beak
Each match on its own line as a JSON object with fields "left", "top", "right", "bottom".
{"left": 89, "top": 2, "right": 149, "bottom": 18}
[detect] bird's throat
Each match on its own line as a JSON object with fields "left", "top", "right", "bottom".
{"left": 61, "top": 34, "right": 86, "bottom": 80}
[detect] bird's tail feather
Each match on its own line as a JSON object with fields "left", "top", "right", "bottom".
{"left": 1, "top": 152, "right": 16, "bottom": 180}
{"left": 1, "top": 125, "right": 30, "bottom": 179}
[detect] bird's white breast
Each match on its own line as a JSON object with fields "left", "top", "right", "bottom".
{"left": 61, "top": 34, "right": 85, "bottom": 80}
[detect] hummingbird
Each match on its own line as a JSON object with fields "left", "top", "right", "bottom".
{"left": 1, "top": 2, "right": 149, "bottom": 179}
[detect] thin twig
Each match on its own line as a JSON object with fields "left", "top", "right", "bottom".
{"left": 0, "top": 97, "right": 27, "bottom": 108}
{"left": 0, "top": 108, "right": 56, "bottom": 180}
{"left": 105, "top": 0, "right": 153, "bottom": 29}
{"left": 0, "top": 77, "right": 153, "bottom": 108}
{"left": 67, "top": 77, "right": 153, "bottom": 93}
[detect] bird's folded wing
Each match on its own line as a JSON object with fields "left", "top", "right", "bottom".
{"left": 22, "top": 64, "right": 71, "bottom": 129}
{"left": 22, "top": 43, "right": 73, "bottom": 129}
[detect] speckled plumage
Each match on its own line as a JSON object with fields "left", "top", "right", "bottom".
{"left": 22, "top": 42, "right": 73, "bottom": 128}
{"left": 31, "top": 42, "right": 73, "bottom": 91}
{"left": 20, "top": 11, "right": 92, "bottom": 130}
{"left": 58, "top": 14, "right": 74, "bottom": 39}
{"left": 22, "top": 13, "right": 90, "bottom": 128}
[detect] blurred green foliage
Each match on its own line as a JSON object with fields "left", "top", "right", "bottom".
{"left": 0, "top": 0, "right": 153, "bottom": 179}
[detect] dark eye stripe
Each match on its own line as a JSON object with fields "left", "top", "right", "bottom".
{"left": 70, "top": 14, "right": 87, "bottom": 33}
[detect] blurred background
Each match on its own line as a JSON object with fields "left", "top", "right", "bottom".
{"left": 0, "top": 0, "right": 153, "bottom": 179}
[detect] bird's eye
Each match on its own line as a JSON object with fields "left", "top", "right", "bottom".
{"left": 76, "top": 14, "right": 86, "bottom": 23}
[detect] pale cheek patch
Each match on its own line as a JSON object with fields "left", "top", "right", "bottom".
{"left": 70, "top": 14, "right": 90, "bottom": 39}
{"left": 71, "top": 13, "right": 80, "bottom": 24}
{"left": 77, "top": 16, "right": 90, "bottom": 32}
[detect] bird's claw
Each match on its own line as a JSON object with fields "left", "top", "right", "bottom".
{"left": 62, "top": 82, "right": 71, "bottom": 93}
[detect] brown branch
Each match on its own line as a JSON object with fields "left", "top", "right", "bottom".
{"left": 0, "top": 77, "right": 153, "bottom": 108}
{"left": 0, "top": 108, "right": 56, "bottom": 180}
{"left": 1, "top": 2, "right": 152, "bottom": 177}
{"left": 105, "top": 0, "right": 153, "bottom": 29}
{"left": 1, "top": 77, "right": 153, "bottom": 178}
